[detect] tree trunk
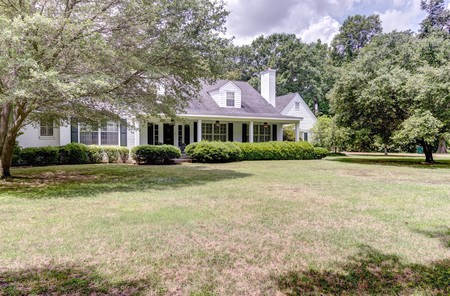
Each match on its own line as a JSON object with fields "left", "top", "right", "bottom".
{"left": 436, "top": 137, "right": 447, "bottom": 154}
{"left": 383, "top": 144, "right": 388, "bottom": 156}
{"left": 1, "top": 136, "right": 15, "bottom": 179}
{"left": 421, "top": 140, "right": 434, "bottom": 163}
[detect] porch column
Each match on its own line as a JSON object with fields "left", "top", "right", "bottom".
{"left": 158, "top": 123, "right": 163, "bottom": 144}
{"left": 174, "top": 124, "right": 179, "bottom": 147}
{"left": 249, "top": 121, "right": 254, "bottom": 143}
{"left": 134, "top": 120, "right": 141, "bottom": 146}
{"left": 295, "top": 121, "right": 300, "bottom": 142}
{"left": 197, "top": 119, "right": 202, "bottom": 142}
{"left": 190, "top": 122, "right": 194, "bottom": 144}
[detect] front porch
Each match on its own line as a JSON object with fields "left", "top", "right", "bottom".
{"left": 138, "top": 116, "right": 302, "bottom": 147}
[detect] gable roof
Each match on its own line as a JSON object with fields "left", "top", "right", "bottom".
{"left": 275, "top": 93, "right": 297, "bottom": 113}
{"left": 184, "top": 80, "right": 299, "bottom": 119}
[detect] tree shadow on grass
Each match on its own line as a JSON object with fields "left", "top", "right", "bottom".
{"left": 416, "top": 226, "right": 450, "bottom": 248}
{"left": 0, "top": 164, "right": 251, "bottom": 199}
{"left": 328, "top": 156, "right": 450, "bottom": 169}
{"left": 275, "top": 246, "right": 450, "bottom": 295}
{"left": 0, "top": 265, "right": 165, "bottom": 295}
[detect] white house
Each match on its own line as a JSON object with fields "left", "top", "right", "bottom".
{"left": 17, "top": 70, "right": 317, "bottom": 148}
{"left": 276, "top": 92, "right": 317, "bottom": 142}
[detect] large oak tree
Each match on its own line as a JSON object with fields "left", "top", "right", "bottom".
{"left": 0, "top": 0, "right": 229, "bottom": 178}
{"left": 330, "top": 31, "right": 449, "bottom": 162}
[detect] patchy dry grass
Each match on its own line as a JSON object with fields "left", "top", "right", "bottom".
{"left": 0, "top": 156, "right": 449, "bottom": 295}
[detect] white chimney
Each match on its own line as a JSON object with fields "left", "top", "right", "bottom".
{"left": 260, "top": 69, "right": 276, "bottom": 107}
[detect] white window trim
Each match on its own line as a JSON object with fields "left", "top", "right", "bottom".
{"left": 201, "top": 122, "right": 228, "bottom": 141}
{"left": 253, "top": 124, "right": 272, "bottom": 143}
{"left": 39, "top": 120, "right": 55, "bottom": 139}
{"left": 225, "top": 92, "right": 236, "bottom": 108}
{"left": 78, "top": 121, "right": 122, "bottom": 146}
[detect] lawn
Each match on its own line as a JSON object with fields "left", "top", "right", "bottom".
{"left": 0, "top": 155, "right": 449, "bottom": 295}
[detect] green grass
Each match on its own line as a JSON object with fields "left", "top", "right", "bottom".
{"left": 0, "top": 156, "right": 449, "bottom": 295}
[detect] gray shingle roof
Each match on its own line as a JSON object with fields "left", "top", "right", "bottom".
{"left": 184, "top": 80, "right": 299, "bottom": 119}
{"left": 275, "top": 93, "right": 297, "bottom": 112}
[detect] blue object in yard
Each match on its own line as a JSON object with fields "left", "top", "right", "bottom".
{"left": 416, "top": 146, "right": 424, "bottom": 154}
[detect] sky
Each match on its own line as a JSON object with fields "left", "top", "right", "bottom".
{"left": 225, "top": 0, "right": 450, "bottom": 45}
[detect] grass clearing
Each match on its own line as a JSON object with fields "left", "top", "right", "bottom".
{"left": 1, "top": 155, "right": 449, "bottom": 295}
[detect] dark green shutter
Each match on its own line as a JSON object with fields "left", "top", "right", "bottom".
{"left": 228, "top": 123, "right": 234, "bottom": 142}
{"left": 70, "top": 118, "right": 78, "bottom": 143}
{"left": 120, "top": 119, "right": 127, "bottom": 146}
{"left": 193, "top": 122, "right": 198, "bottom": 142}
{"left": 272, "top": 124, "right": 277, "bottom": 141}
{"left": 184, "top": 125, "right": 190, "bottom": 145}
{"left": 148, "top": 123, "right": 154, "bottom": 145}
{"left": 242, "top": 123, "right": 248, "bottom": 143}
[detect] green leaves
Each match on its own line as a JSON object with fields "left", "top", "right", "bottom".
{"left": 331, "top": 15, "right": 383, "bottom": 65}
{"left": 224, "top": 33, "right": 333, "bottom": 113}
{"left": 330, "top": 30, "right": 449, "bottom": 156}
{"left": 392, "top": 110, "right": 443, "bottom": 145}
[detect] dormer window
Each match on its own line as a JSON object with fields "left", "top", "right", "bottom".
{"left": 295, "top": 102, "right": 300, "bottom": 111}
{"left": 226, "top": 92, "right": 235, "bottom": 107}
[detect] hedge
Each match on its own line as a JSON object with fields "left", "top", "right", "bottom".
{"left": 118, "top": 147, "right": 130, "bottom": 163}
{"left": 131, "top": 145, "right": 181, "bottom": 165}
{"left": 59, "top": 143, "right": 89, "bottom": 164}
{"left": 13, "top": 144, "right": 131, "bottom": 166}
{"left": 313, "top": 147, "right": 330, "bottom": 159}
{"left": 237, "top": 141, "right": 317, "bottom": 160}
{"left": 185, "top": 141, "right": 241, "bottom": 163}
{"left": 86, "top": 145, "right": 104, "bottom": 163}
{"left": 186, "top": 141, "right": 328, "bottom": 163}
{"left": 20, "top": 146, "right": 60, "bottom": 166}
{"left": 103, "top": 146, "right": 120, "bottom": 163}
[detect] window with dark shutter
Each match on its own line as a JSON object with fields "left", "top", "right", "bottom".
{"left": 228, "top": 123, "right": 233, "bottom": 142}
{"left": 242, "top": 123, "right": 248, "bottom": 142}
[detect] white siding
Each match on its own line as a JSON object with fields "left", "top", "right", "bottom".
{"left": 59, "top": 123, "right": 71, "bottom": 146}
{"left": 17, "top": 123, "right": 60, "bottom": 148}
{"left": 281, "top": 94, "right": 317, "bottom": 133}
{"left": 233, "top": 123, "right": 243, "bottom": 142}
{"left": 126, "top": 119, "right": 138, "bottom": 148}
{"left": 277, "top": 124, "right": 283, "bottom": 141}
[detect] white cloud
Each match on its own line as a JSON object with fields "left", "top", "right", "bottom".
{"left": 225, "top": 0, "right": 441, "bottom": 45}
{"left": 299, "top": 16, "right": 340, "bottom": 44}
{"left": 378, "top": 0, "right": 425, "bottom": 32}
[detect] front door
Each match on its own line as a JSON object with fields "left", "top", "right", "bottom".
{"left": 163, "top": 124, "right": 174, "bottom": 145}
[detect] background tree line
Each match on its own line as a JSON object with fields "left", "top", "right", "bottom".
{"left": 222, "top": 0, "right": 449, "bottom": 162}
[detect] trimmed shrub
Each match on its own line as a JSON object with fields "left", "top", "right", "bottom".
{"left": 87, "top": 145, "right": 104, "bottom": 163}
{"left": 118, "top": 147, "right": 130, "bottom": 163}
{"left": 185, "top": 142, "right": 198, "bottom": 156}
{"left": 186, "top": 141, "right": 241, "bottom": 163}
{"left": 235, "top": 141, "right": 316, "bottom": 161}
{"left": 103, "top": 146, "right": 120, "bottom": 163}
{"left": 186, "top": 141, "right": 323, "bottom": 163}
{"left": 313, "top": 147, "right": 329, "bottom": 159}
{"left": 20, "top": 146, "right": 60, "bottom": 166}
{"left": 59, "top": 143, "right": 89, "bottom": 164}
{"left": 131, "top": 145, "right": 181, "bottom": 165}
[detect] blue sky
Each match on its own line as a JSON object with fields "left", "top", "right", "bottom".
{"left": 225, "top": 0, "right": 450, "bottom": 45}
